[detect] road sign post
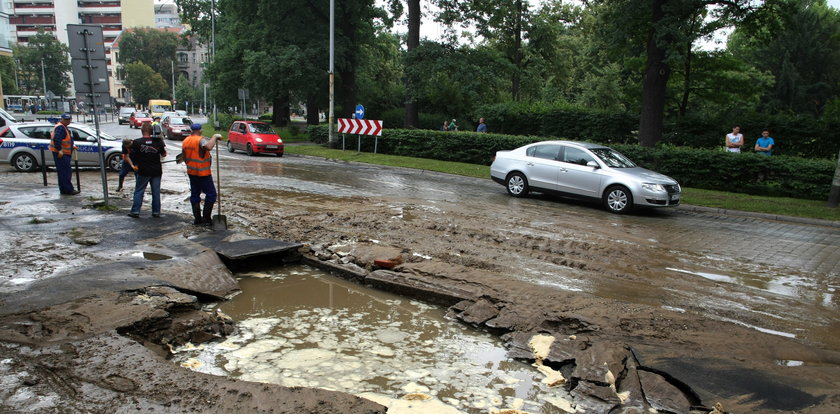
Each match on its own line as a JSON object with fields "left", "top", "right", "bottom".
{"left": 68, "top": 24, "right": 110, "bottom": 205}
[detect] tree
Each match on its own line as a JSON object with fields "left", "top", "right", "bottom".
{"left": 13, "top": 30, "right": 71, "bottom": 96}
{"left": 592, "top": 0, "right": 753, "bottom": 147}
{"left": 117, "top": 28, "right": 181, "bottom": 89}
{"left": 0, "top": 56, "right": 19, "bottom": 96}
{"left": 174, "top": 75, "right": 195, "bottom": 111}
{"left": 123, "top": 62, "right": 169, "bottom": 106}
{"left": 729, "top": 0, "right": 840, "bottom": 116}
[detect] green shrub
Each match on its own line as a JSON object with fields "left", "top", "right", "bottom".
{"left": 307, "top": 125, "right": 835, "bottom": 200}
{"left": 474, "top": 101, "right": 638, "bottom": 143}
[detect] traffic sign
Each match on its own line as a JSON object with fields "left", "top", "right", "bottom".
{"left": 355, "top": 104, "right": 365, "bottom": 120}
{"left": 338, "top": 118, "right": 382, "bottom": 136}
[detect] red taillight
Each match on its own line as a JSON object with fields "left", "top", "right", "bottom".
{"left": 0, "top": 138, "right": 4, "bottom": 145}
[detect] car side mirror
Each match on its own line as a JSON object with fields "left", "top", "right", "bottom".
{"left": 586, "top": 161, "right": 600, "bottom": 169}
{"left": 87, "top": 136, "right": 96, "bottom": 142}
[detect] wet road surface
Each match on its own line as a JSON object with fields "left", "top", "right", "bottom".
{"left": 103, "top": 122, "right": 840, "bottom": 353}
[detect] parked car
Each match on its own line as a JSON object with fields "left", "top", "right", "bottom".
{"left": 129, "top": 111, "right": 152, "bottom": 129}
{"left": 161, "top": 115, "right": 192, "bottom": 140}
{"left": 0, "top": 122, "right": 123, "bottom": 172}
{"left": 227, "top": 121, "right": 284, "bottom": 156}
{"left": 490, "top": 140, "right": 681, "bottom": 214}
{"left": 118, "top": 107, "right": 136, "bottom": 125}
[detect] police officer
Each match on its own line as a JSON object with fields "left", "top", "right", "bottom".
{"left": 50, "top": 113, "right": 78, "bottom": 195}
{"left": 182, "top": 123, "right": 220, "bottom": 225}
{"left": 151, "top": 116, "right": 163, "bottom": 139}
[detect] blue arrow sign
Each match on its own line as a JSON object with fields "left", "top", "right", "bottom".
{"left": 355, "top": 104, "right": 365, "bottom": 120}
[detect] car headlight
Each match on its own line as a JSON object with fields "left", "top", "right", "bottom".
{"left": 641, "top": 183, "right": 666, "bottom": 192}
{"left": 255, "top": 137, "right": 263, "bottom": 142}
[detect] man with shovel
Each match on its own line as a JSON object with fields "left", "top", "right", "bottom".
{"left": 182, "top": 123, "right": 220, "bottom": 225}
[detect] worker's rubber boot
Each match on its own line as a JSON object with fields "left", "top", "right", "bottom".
{"left": 192, "top": 202, "right": 203, "bottom": 225}
{"left": 202, "top": 202, "right": 215, "bottom": 227}
{"left": 116, "top": 176, "right": 125, "bottom": 192}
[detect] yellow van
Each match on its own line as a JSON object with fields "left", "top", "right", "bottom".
{"left": 148, "top": 99, "right": 172, "bottom": 118}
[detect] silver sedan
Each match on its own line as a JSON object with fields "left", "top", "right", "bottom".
{"left": 490, "top": 140, "right": 681, "bottom": 213}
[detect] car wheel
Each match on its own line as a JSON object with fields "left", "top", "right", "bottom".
{"left": 246, "top": 143, "right": 254, "bottom": 156}
{"left": 604, "top": 185, "right": 633, "bottom": 214}
{"left": 505, "top": 172, "right": 529, "bottom": 197}
{"left": 227, "top": 140, "right": 235, "bottom": 153}
{"left": 106, "top": 153, "right": 122, "bottom": 172}
{"left": 12, "top": 152, "right": 38, "bottom": 172}
{"left": 276, "top": 152, "right": 283, "bottom": 157}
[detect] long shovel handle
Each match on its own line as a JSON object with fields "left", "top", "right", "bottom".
{"left": 215, "top": 137, "right": 221, "bottom": 215}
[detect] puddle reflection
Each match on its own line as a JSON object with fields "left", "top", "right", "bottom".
{"left": 173, "top": 265, "right": 572, "bottom": 413}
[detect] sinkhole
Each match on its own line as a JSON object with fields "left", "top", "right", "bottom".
{"left": 171, "top": 264, "right": 575, "bottom": 413}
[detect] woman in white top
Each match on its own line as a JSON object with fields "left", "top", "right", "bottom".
{"left": 725, "top": 125, "right": 744, "bottom": 153}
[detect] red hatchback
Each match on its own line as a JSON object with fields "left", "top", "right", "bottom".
{"left": 161, "top": 115, "right": 192, "bottom": 140}
{"left": 227, "top": 121, "right": 284, "bottom": 156}
{"left": 129, "top": 111, "right": 152, "bottom": 129}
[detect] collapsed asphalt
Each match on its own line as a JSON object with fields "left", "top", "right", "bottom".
{"left": 1, "top": 162, "right": 839, "bottom": 413}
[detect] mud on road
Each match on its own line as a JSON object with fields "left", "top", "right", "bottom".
{"left": 1, "top": 164, "right": 839, "bottom": 413}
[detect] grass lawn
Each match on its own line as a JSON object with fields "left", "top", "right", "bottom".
{"left": 285, "top": 145, "right": 840, "bottom": 222}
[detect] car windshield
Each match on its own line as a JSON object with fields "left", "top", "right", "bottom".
{"left": 589, "top": 148, "right": 637, "bottom": 168}
{"left": 135, "top": 113, "right": 149, "bottom": 118}
{"left": 249, "top": 123, "right": 275, "bottom": 134}
{"left": 171, "top": 117, "right": 191, "bottom": 125}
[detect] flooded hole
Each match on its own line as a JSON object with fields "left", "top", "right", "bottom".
{"left": 172, "top": 265, "right": 573, "bottom": 413}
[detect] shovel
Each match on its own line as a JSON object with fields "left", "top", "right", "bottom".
{"left": 212, "top": 136, "right": 228, "bottom": 230}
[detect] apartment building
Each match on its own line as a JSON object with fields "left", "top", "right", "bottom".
{"left": 7, "top": 0, "right": 153, "bottom": 106}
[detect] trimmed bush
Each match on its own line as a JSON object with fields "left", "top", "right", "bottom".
{"left": 307, "top": 125, "right": 835, "bottom": 200}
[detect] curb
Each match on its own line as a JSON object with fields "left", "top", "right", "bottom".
{"left": 676, "top": 203, "right": 840, "bottom": 228}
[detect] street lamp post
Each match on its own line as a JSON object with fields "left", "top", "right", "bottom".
{"left": 41, "top": 59, "right": 47, "bottom": 109}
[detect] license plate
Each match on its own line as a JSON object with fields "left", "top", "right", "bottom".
{"left": 265, "top": 145, "right": 278, "bottom": 149}
{"left": 670, "top": 194, "right": 680, "bottom": 201}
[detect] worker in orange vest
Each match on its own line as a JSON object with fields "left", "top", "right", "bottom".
{"left": 182, "top": 123, "right": 219, "bottom": 224}
{"left": 49, "top": 113, "right": 79, "bottom": 195}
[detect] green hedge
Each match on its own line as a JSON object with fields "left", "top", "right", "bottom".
{"left": 308, "top": 125, "right": 835, "bottom": 200}
{"left": 473, "top": 102, "right": 840, "bottom": 159}
{"left": 474, "top": 102, "right": 638, "bottom": 144}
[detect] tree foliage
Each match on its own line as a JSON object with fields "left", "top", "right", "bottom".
{"left": 13, "top": 30, "right": 72, "bottom": 96}
{"left": 123, "top": 62, "right": 168, "bottom": 106}
{"left": 729, "top": 0, "right": 840, "bottom": 116}
{"left": 117, "top": 28, "right": 181, "bottom": 89}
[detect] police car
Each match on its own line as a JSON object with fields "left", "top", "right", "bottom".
{"left": 0, "top": 122, "right": 123, "bottom": 172}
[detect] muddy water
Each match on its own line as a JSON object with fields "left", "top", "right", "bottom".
{"left": 173, "top": 265, "right": 573, "bottom": 413}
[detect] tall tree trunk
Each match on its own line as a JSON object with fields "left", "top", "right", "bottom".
{"left": 639, "top": 0, "right": 670, "bottom": 148}
{"left": 272, "top": 94, "right": 290, "bottom": 127}
{"left": 404, "top": 0, "right": 420, "bottom": 128}
{"left": 306, "top": 100, "right": 320, "bottom": 125}
{"left": 511, "top": 0, "right": 523, "bottom": 101}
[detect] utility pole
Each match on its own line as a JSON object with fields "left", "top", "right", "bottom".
{"left": 211, "top": 0, "right": 217, "bottom": 128}
{"left": 328, "top": 0, "right": 335, "bottom": 144}
{"left": 171, "top": 60, "right": 176, "bottom": 109}
{"left": 41, "top": 59, "right": 47, "bottom": 108}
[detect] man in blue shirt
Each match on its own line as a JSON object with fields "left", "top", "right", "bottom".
{"left": 476, "top": 117, "right": 487, "bottom": 133}
{"left": 754, "top": 129, "right": 775, "bottom": 156}
{"left": 49, "top": 113, "right": 78, "bottom": 195}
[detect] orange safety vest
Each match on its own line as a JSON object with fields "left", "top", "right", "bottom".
{"left": 49, "top": 124, "right": 72, "bottom": 155}
{"left": 182, "top": 134, "right": 212, "bottom": 176}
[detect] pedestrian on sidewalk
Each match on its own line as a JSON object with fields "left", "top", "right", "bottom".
{"left": 49, "top": 113, "right": 79, "bottom": 195}
{"left": 128, "top": 122, "right": 167, "bottom": 218}
{"left": 182, "top": 123, "right": 220, "bottom": 225}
